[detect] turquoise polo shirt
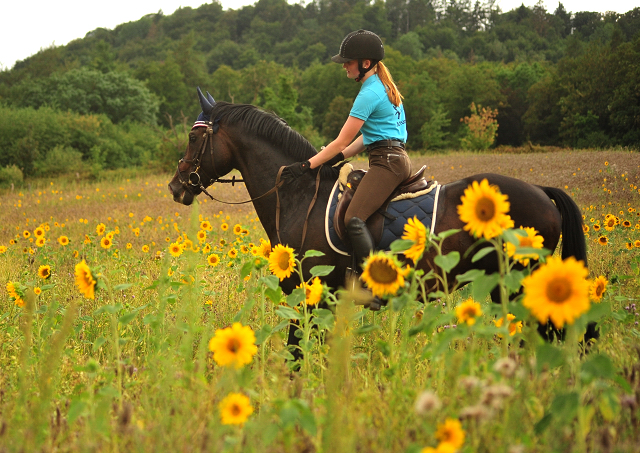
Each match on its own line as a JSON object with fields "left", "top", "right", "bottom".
{"left": 349, "top": 74, "right": 407, "bottom": 146}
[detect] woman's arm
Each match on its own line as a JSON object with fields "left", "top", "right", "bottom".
{"left": 309, "top": 116, "right": 365, "bottom": 169}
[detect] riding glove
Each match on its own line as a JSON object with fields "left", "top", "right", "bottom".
{"left": 325, "top": 151, "right": 345, "bottom": 166}
{"left": 282, "top": 160, "right": 311, "bottom": 179}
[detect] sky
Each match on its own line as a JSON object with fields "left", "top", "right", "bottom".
{"left": 1, "top": 0, "right": 637, "bottom": 70}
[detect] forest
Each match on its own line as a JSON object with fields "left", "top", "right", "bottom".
{"left": 0, "top": 0, "right": 638, "bottom": 181}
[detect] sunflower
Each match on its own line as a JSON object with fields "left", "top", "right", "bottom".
{"left": 34, "top": 287, "right": 42, "bottom": 296}
{"left": 457, "top": 179, "right": 514, "bottom": 240}
{"left": 258, "top": 239, "right": 272, "bottom": 259}
{"left": 597, "top": 235, "right": 608, "bottom": 246}
{"left": 298, "top": 277, "right": 324, "bottom": 306}
{"left": 6, "top": 281, "right": 20, "bottom": 299}
{"left": 34, "top": 227, "right": 45, "bottom": 238}
{"left": 604, "top": 217, "right": 616, "bottom": 231}
{"left": 456, "top": 298, "right": 483, "bottom": 326}
{"left": 589, "top": 276, "right": 608, "bottom": 303}
{"left": 96, "top": 223, "right": 106, "bottom": 236}
{"left": 0, "top": 245, "right": 6, "bottom": 254}
{"left": 100, "top": 237, "right": 112, "bottom": 249}
{"left": 58, "top": 236, "right": 69, "bottom": 246}
{"left": 233, "top": 224, "right": 243, "bottom": 235}
{"left": 503, "top": 227, "right": 544, "bottom": 266}
{"left": 402, "top": 216, "right": 428, "bottom": 264}
{"left": 207, "top": 254, "right": 220, "bottom": 266}
{"left": 202, "top": 243, "right": 212, "bottom": 254}
{"left": 635, "top": 240, "right": 640, "bottom": 248}
{"left": 221, "top": 223, "right": 229, "bottom": 231}
{"left": 228, "top": 248, "right": 238, "bottom": 259}
{"left": 219, "top": 392, "right": 254, "bottom": 426}
{"left": 75, "top": 260, "right": 97, "bottom": 299}
{"left": 268, "top": 244, "right": 296, "bottom": 281}
{"left": 522, "top": 256, "right": 590, "bottom": 329}
{"left": 35, "top": 237, "right": 46, "bottom": 247}
{"left": 435, "top": 418, "right": 466, "bottom": 450}
{"left": 582, "top": 224, "right": 589, "bottom": 233}
{"left": 197, "top": 230, "right": 207, "bottom": 243}
{"left": 169, "top": 242, "right": 183, "bottom": 257}
{"left": 493, "top": 313, "right": 523, "bottom": 337}
{"left": 361, "top": 252, "right": 405, "bottom": 298}
{"left": 200, "top": 220, "right": 212, "bottom": 231}
{"left": 142, "top": 245, "right": 150, "bottom": 253}
{"left": 38, "top": 264, "right": 51, "bottom": 280}
{"left": 73, "top": 250, "right": 79, "bottom": 258}
{"left": 627, "top": 242, "right": 634, "bottom": 250}
{"left": 593, "top": 224, "right": 601, "bottom": 231}
{"left": 208, "top": 322, "right": 258, "bottom": 368}
{"left": 622, "top": 220, "right": 632, "bottom": 228}
{"left": 126, "top": 243, "right": 133, "bottom": 249}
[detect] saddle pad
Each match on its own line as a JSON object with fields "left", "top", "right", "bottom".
{"left": 325, "top": 180, "right": 443, "bottom": 256}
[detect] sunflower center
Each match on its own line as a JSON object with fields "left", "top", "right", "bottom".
{"left": 595, "top": 285, "right": 604, "bottom": 297}
{"left": 369, "top": 260, "right": 399, "bottom": 284}
{"left": 231, "top": 403, "right": 241, "bottom": 416}
{"left": 475, "top": 197, "right": 496, "bottom": 221}
{"left": 546, "top": 277, "right": 572, "bottom": 303}
{"left": 227, "top": 338, "right": 241, "bottom": 353}
{"left": 519, "top": 237, "right": 533, "bottom": 247}
{"left": 277, "top": 253, "right": 290, "bottom": 271}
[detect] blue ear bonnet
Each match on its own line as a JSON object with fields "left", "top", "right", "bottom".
{"left": 194, "top": 87, "right": 216, "bottom": 128}
{"left": 196, "top": 111, "right": 210, "bottom": 122}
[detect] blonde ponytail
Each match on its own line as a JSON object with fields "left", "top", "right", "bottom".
{"left": 375, "top": 61, "right": 403, "bottom": 107}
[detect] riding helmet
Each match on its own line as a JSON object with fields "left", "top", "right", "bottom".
{"left": 331, "top": 30, "right": 384, "bottom": 63}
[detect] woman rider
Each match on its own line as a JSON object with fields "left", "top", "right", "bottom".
{"left": 283, "top": 29, "right": 411, "bottom": 276}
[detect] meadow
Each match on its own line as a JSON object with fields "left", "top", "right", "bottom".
{"left": 1, "top": 148, "right": 639, "bottom": 453}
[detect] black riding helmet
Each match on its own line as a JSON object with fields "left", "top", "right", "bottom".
{"left": 332, "top": 30, "right": 384, "bottom": 81}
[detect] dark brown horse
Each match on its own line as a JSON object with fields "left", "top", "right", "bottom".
{"left": 168, "top": 90, "right": 592, "bottom": 356}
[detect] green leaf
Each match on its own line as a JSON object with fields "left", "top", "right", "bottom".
{"left": 275, "top": 306, "right": 303, "bottom": 320}
{"left": 389, "top": 239, "right": 414, "bottom": 252}
{"left": 534, "top": 412, "right": 553, "bottom": 434}
{"left": 303, "top": 250, "right": 325, "bottom": 258}
{"left": 259, "top": 275, "right": 281, "bottom": 291}
{"left": 456, "top": 269, "right": 485, "bottom": 283}
{"left": 265, "top": 286, "right": 284, "bottom": 304}
{"left": 581, "top": 354, "right": 615, "bottom": 383}
{"left": 536, "top": 343, "right": 564, "bottom": 374}
{"left": 504, "top": 270, "right": 525, "bottom": 293}
{"left": 118, "top": 311, "right": 138, "bottom": 326}
{"left": 255, "top": 325, "right": 272, "bottom": 345}
{"left": 471, "top": 273, "right": 500, "bottom": 301}
{"left": 286, "top": 288, "right": 306, "bottom": 307}
{"left": 113, "top": 283, "right": 132, "bottom": 291}
{"left": 311, "top": 308, "right": 334, "bottom": 330}
{"left": 549, "top": 392, "right": 579, "bottom": 422}
{"left": 436, "top": 229, "right": 460, "bottom": 240}
{"left": 240, "top": 261, "right": 254, "bottom": 280}
{"left": 434, "top": 251, "right": 460, "bottom": 273}
{"left": 471, "top": 247, "right": 495, "bottom": 263}
{"left": 355, "top": 324, "right": 381, "bottom": 335}
{"left": 67, "top": 399, "right": 87, "bottom": 424}
{"left": 310, "top": 265, "right": 334, "bottom": 277}
{"left": 272, "top": 319, "right": 290, "bottom": 332}
{"left": 92, "top": 336, "right": 107, "bottom": 352}
{"left": 584, "top": 302, "right": 610, "bottom": 323}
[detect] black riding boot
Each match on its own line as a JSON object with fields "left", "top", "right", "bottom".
{"left": 346, "top": 217, "right": 384, "bottom": 311}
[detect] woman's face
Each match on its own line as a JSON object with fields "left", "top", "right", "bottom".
{"left": 343, "top": 59, "right": 371, "bottom": 79}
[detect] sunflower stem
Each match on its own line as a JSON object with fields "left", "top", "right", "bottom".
{"left": 495, "top": 236, "right": 510, "bottom": 357}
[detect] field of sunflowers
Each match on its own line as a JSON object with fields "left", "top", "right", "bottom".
{"left": 1, "top": 149, "right": 639, "bottom": 453}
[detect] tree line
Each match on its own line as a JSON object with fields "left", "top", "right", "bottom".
{"left": 0, "top": 0, "right": 638, "bottom": 181}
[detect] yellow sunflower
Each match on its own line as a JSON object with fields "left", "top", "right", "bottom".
{"left": 635, "top": 240, "right": 640, "bottom": 248}
{"left": 455, "top": 298, "right": 483, "bottom": 326}
{"left": 200, "top": 220, "right": 212, "bottom": 231}
{"left": 23, "top": 230, "right": 30, "bottom": 239}
{"left": 435, "top": 418, "right": 466, "bottom": 450}
{"left": 35, "top": 237, "right": 46, "bottom": 247}
{"left": 298, "top": 277, "right": 323, "bottom": 306}
{"left": 589, "top": 276, "right": 608, "bottom": 303}
{"left": 126, "top": 243, "right": 133, "bottom": 249}
{"left": 100, "top": 237, "right": 112, "bottom": 249}
{"left": 6, "top": 281, "right": 19, "bottom": 299}
{"left": 361, "top": 252, "right": 405, "bottom": 298}
{"left": 228, "top": 248, "right": 238, "bottom": 259}
{"left": 0, "top": 245, "right": 6, "bottom": 254}
{"left": 38, "top": 264, "right": 51, "bottom": 280}
{"left": 268, "top": 244, "right": 296, "bottom": 281}
{"left": 258, "top": 239, "right": 272, "bottom": 259}
{"left": 504, "top": 227, "right": 544, "bottom": 266}
{"left": 233, "top": 224, "right": 243, "bottom": 235}
{"left": 457, "top": 179, "right": 514, "bottom": 240}
{"left": 142, "top": 245, "right": 150, "bottom": 253}
{"left": 34, "top": 287, "right": 42, "bottom": 296}
{"left": 96, "top": 223, "right": 106, "bottom": 236}
{"left": 207, "top": 254, "right": 220, "bottom": 266}
{"left": 522, "top": 256, "right": 590, "bottom": 329}
{"left": 202, "top": 243, "right": 212, "bottom": 254}
{"left": 197, "top": 230, "right": 207, "bottom": 243}
{"left": 219, "top": 392, "right": 254, "bottom": 426}
{"left": 597, "top": 235, "right": 608, "bottom": 246}
{"left": 493, "top": 313, "right": 523, "bottom": 337}
{"left": 75, "top": 260, "right": 96, "bottom": 299}
{"left": 221, "top": 223, "right": 229, "bottom": 231}
{"left": 593, "top": 224, "right": 601, "bottom": 231}
{"left": 34, "top": 227, "right": 45, "bottom": 238}
{"left": 402, "top": 216, "right": 428, "bottom": 264}
{"left": 604, "top": 217, "right": 616, "bottom": 231}
{"left": 169, "top": 242, "right": 183, "bottom": 257}
{"left": 208, "top": 322, "right": 258, "bottom": 368}
{"left": 58, "top": 236, "right": 69, "bottom": 246}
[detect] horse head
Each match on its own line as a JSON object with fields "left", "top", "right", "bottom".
{"left": 168, "top": 87, "right": 235, "bottom": 205}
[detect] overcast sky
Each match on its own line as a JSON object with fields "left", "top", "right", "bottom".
{"left": 1, "top": 0, "right": 637, "bottom": 70}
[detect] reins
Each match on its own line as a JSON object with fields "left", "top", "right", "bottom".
{"left": 177, "top": 122, "right": 322, "bottom": 249}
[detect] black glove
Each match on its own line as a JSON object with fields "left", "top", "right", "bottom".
{"left": 325, "top": 152, "right": 345, "bottom": 166}
{"left": 282, "top": 160, "right": 311, "bottom": 180}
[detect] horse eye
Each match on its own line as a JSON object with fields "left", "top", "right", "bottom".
{"left": 189, "top": 135, "right": 197, "bottom": 143}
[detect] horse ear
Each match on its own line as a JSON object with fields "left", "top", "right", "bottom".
{"left": 206, "top": 91, "right": 216, "bottom": 105}
{"left": 197, "top": 87, "right": 213, "bottom": 115}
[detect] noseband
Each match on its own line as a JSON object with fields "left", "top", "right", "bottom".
{"left": 176, "top": 121, "right": 222, "bottom": 199}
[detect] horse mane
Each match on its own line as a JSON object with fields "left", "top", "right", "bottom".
{"left": 211, "top": 102, "right": 318, "bottom": 161}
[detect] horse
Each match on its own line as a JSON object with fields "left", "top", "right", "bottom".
{"left": 168, "top": 89, "right": 594, "bottom": 359}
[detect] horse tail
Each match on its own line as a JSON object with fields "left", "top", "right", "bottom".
{"left": 540, "top": 186, "right": 588, "bottom": 267}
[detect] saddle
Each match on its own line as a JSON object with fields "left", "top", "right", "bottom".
{"left": 334, "top": 165, "right": 430, "bottom": 245}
